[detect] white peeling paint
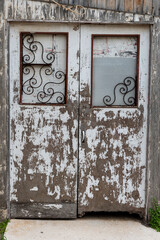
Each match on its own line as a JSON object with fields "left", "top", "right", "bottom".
{"left": 44, "top": 204, "right": 63, "bottom": 210}
{"left": 30, "top": 187, "right": 38, "bottom": 191}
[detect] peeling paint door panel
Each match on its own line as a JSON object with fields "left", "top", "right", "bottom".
{"left": 10, "top": 23, "right": 149, "bottom": 219}
{"left": 78, "top": 25, "right": 149, "bottom": 216}
{"left": 10, "top": 23, "right": 80, "bottom": 219}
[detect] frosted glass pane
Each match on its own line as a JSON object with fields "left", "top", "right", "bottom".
{"left": 92, "top": 36, "right": 138, "bottom": 107}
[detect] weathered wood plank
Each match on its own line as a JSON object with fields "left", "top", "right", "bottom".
{"left": 124, "top": 0, "right": 134, "bottom": 12}
{"left": 79, "top": 0, "right": 89, "bottom": 7}
{"left": 60, "top": 0, "right": 69, "bottom": 4}
{"left": 26, "top": 0, "right": 33, "bottom": 19}
{"left": 14, "top": 0, "right": 27, "bottom": 20}
{"left": 96, "top": 0, "right": 106, "bottom": 9}
{"left": 88, "top": 0, "right": 97, "bottom": 8}
{"left": 116, "top": 0, "right": 125, "bottom": 11}
{"left": 32, "top": 0, "right": 42, "bottom": 20}
{"left": 153, "top": 0, "right": 160, "bottom": 16}
{"left": 6, "top": 1, "right": 154, "bottom": 23}
{"left": 41, "top": 2, "right": 52, "bottom": 20}
{"left": 107, "top": 0, "right": 116, "bottom": 10}
{"left": 25, "top": 0, "right": 160, "bottom": 16}
{"left": 5, "top": 0, "right": 13, "bottom": 18}
{"left": 69, "top": 0, "right": 78, "bottom": 5}
{"left": 143, "top": 0, "right": 153, "bottom": 15}
{"left": 11, "top": 203, "right": 77, "bottom": 219}
{"left": 134, "top": 0, "right": 143, "bottom": 14}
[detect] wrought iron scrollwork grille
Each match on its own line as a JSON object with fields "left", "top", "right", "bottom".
{"left": 21, "top": 33, "right": 67, "bottom": 104}
{"left": 92, "top": 35, "right": 139, "bottom": 107}
{"left": 103, "top": 77, "right": 137, "bottom": 106}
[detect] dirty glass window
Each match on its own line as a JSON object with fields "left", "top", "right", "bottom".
{"left": 20, "top": 33, "right": 68, "bottom": 104}
{"left": 92, "top": 35, "right": 139, "bottom": 107}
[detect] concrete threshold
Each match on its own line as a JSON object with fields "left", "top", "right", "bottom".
{"left": 5, "top": 214, "right": 160, "bottom": 240}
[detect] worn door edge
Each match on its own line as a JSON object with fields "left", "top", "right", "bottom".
{"left": 6, "top": 21, "right": 11, "bottom": 220}
{"left": 8, "top": 22, "right": 12, "bottom": 219}
{"left": 145, "top": 24, "right": 153, "bottom": 222}
{"left": 76, "top": 24, "right": 81, "bottom": 217}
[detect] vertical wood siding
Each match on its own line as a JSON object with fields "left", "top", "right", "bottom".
{"left": 124, "top": 0, "right": 134, "bottom": 12}
{"left": 51, "top": 0, "right": 160, "bottom": 15}
{"left": 143, "top": 0, "right": 152, "bottom": 14}
{"left": 107, "top": 0, "right": 116, "bottom": 10}
{"left": 116, "top": 0, "right": 125, "bottom": 12}
{"left": 134, "top": 0, "right": 143, "bottom": 14}
{"left": 153, "top": 0, "right": 160, "bottom": 16}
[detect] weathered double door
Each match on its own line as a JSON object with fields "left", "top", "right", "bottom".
{"left": 10, "top": 23, "right": 149, "bottom": 218}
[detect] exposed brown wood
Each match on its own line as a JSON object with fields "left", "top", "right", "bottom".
{"left": 124, "top": 0, "right": 134, "bottom": 12}
{"left": 28, "top": 0, "right": 160, "bottom": 16}
{"left": 143, "top": 0, "right": 153, "bottom": 14}
{"left": 134, "top": 0, "right": 143, "bottom": 14}
{"left": 107, "top": 0, "right": 116, "bottom": 10}
{"left": 11, "top": 203, "right": 77, "bottom": 219}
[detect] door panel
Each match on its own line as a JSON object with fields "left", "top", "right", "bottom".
{"left": 10, "top": 23, "right": 149, "bottom": 219}
{"left": 10, "top": 23, "right": 79, "bottom": 218}
{"left": 78, "top": 25, "right": 149, "bottom": 216}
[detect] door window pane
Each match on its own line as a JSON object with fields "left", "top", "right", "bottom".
{"left": 92, "top": 36, "right": 139, "bottom": 107}
{"left": 21, "top": 33, "right": 67, "bottom": 105}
